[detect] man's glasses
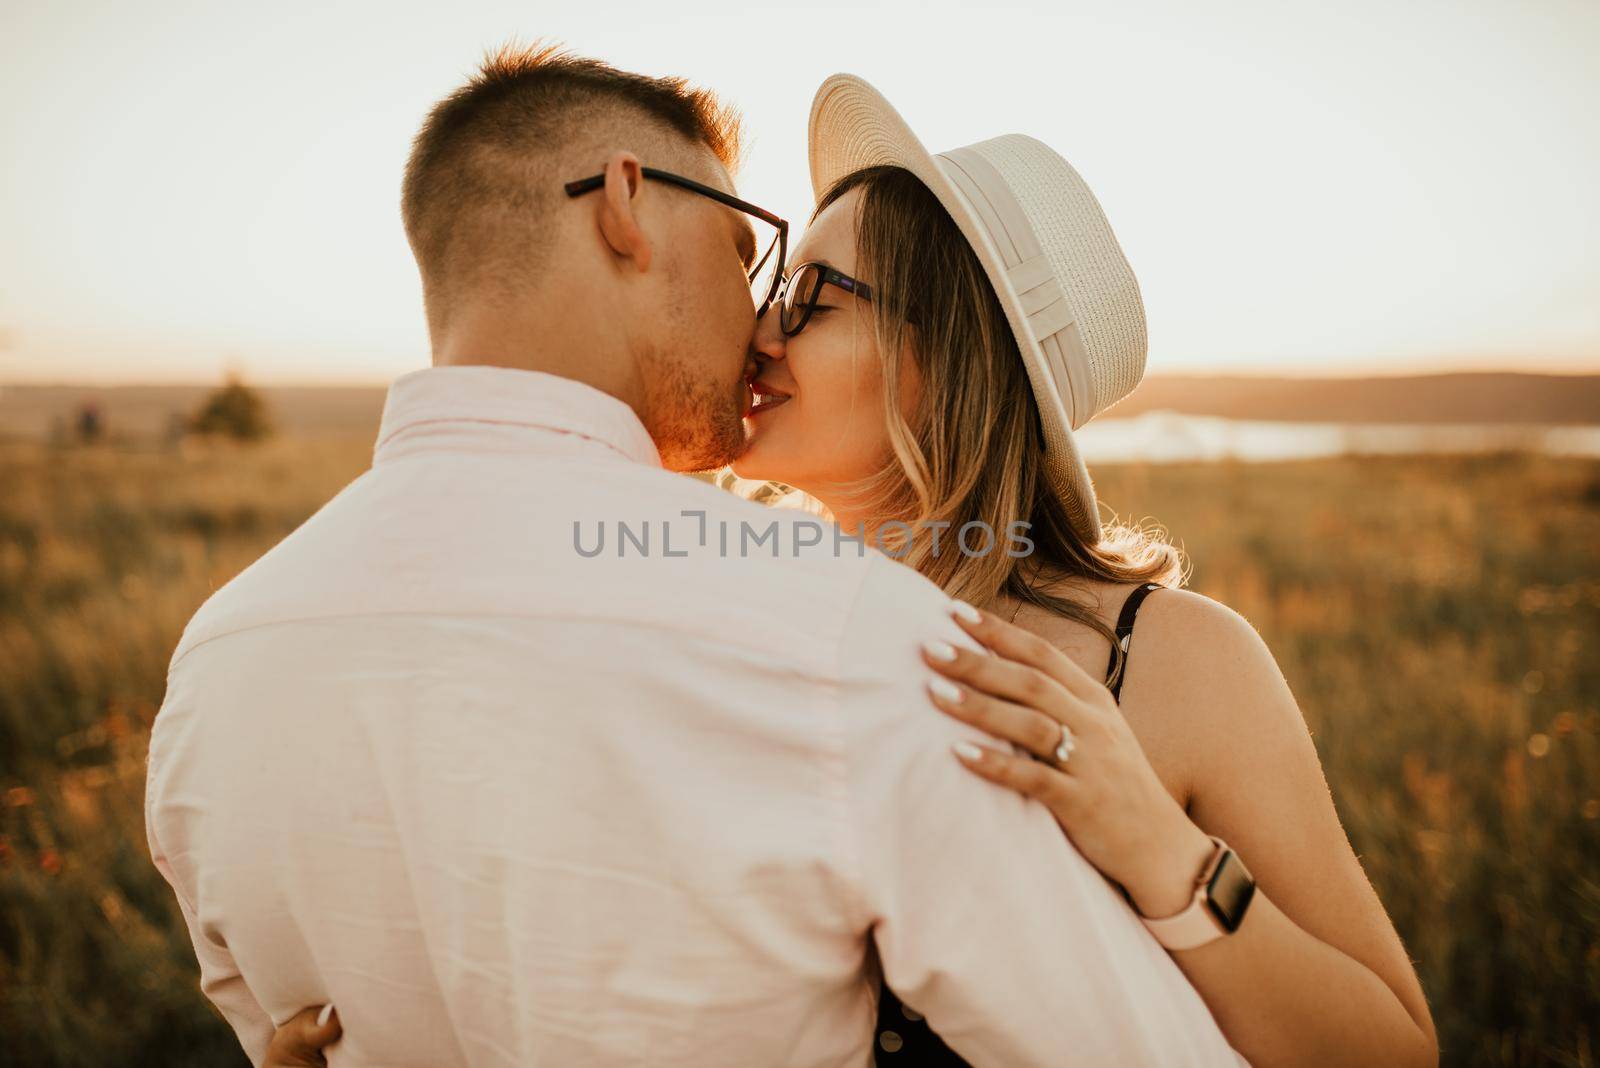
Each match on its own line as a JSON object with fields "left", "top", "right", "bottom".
{"left": 563, "top": 167, "right": 788, "bottom": 315}
{"left": 773, "top": 261, "right": 875, "bottom": 337}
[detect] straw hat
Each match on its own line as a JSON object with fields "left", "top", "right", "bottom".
{"left": 808, "top": 74, "right": 1148, "bottom": 543}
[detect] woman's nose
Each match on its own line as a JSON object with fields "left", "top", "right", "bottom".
{"left": 751, "top": 302, "right": 787, "bottom": 361}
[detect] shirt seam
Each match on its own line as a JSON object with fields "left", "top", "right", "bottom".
{"left": 167, "top": 607, "right": 837, "bottom": 680}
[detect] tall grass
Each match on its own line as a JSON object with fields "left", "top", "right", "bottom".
{"left": 1, "top": 438, "right": 1595, "bottom": 1066}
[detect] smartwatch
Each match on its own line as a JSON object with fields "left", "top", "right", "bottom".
{"left": 1138, "top": 835, "right": 1256, "bottom": 951}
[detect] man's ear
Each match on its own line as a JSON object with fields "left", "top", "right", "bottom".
{"left": 596, "top": 150, "right": 653, "bottom": 274}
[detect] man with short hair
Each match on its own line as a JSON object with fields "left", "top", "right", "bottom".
{"left": 399, "top": 44, "right": 759, "bottom": 473}
{"left": 146, "top": 44, "right": 1244, "bottom": 1066}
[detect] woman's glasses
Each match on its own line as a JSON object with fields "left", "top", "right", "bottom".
{"left": 773, "top": 261, "right": 875, "bottom": 337}
{"left": 563, "top": 167, "right": 789, "bottom": 315}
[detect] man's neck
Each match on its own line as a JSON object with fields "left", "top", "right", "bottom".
{"left": 432, "top": 317, "right": 645, "bottom": 417}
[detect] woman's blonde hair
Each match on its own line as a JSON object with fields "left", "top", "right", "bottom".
{"left": 724, "top": 165, "right": 1187, "bottom": 687}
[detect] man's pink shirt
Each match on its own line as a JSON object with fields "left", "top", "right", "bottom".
{"left": 145, "top": 365, "right": 1246, "bottom": 1066}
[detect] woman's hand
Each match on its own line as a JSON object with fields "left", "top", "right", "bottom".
{"left": 925, "top": 600, "right": 1216, "bottom": 920}
{"left": 264, "top": 1004, "right": 340, "bottom": 1067}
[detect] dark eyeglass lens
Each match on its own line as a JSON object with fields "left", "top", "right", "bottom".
{"left": 749, "top": 227, "right": 782, "bottom": 311}
{"left": 780, "top": 263, "right": 822, "bottom": 334}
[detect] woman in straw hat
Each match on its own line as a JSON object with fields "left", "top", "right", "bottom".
{"left": 726, "top": 75, "right": 1438, "bottom": 1067}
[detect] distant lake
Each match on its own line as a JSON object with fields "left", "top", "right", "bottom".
{"left": 1074, "top": 412, "right": 1600, "bottom": 463}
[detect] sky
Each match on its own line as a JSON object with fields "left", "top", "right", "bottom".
{"left": 1, "top": 0, "right": 1596, "bottom": 385}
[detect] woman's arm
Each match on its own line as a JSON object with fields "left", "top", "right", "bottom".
{"left": 924, "top": 596, "right": 1439, "bottom": 1068}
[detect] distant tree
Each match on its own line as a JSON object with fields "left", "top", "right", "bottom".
{"left": 189, "top": 378, "right": 272, "bottom": 441}
{"left": 75, "top": 402, "right": 103, "bottom": 443}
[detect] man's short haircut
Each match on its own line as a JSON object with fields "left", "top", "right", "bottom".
{"left": 401, "top": 41, "right": 744, "bottom": 331}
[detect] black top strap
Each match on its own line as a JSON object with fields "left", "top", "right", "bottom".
{"left": 1105, "top": 582, "right": 1164, "bottom": 704}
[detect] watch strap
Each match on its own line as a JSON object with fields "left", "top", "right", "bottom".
{"left": 1138, "top": 836, "right": 1233, "bottom": 951}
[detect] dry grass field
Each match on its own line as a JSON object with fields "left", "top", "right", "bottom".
{"left": 1, "top": 435, "right": 1596, "bottom": 1066}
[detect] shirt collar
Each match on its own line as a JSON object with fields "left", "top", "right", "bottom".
{"left": 373, "top": 365, "right": 661, "bottom": 468}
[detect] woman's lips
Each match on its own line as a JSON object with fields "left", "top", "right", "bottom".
{"left": 745, "top": 377, "right": 792, "bottom": 418}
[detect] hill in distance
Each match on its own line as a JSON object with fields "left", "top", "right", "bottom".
{"left": 1107, "top": 372, "right": 1600, "bottom": 425}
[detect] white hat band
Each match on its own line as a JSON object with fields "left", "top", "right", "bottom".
{"left": 938, "top": 146, "right": 1096, "bottom": 430}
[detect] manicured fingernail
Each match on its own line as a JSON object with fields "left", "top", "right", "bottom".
{"left": 927, "top": 677, "right": 964, "bottom": 704}
{"left": 923, "top": 639, "right": 957, "bottom": 662}
{"left": 953, "top": 741, "right": 984, "bottom": 761}
{"left": 317, "top": 1003, "right": 335, "bottom": 1028}
{"left": 950, "top": 600, "right": 981, "bottom": 623}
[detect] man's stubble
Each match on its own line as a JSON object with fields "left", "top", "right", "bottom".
{"left": 639, "top": 263, "right": 750, "bottom": 473}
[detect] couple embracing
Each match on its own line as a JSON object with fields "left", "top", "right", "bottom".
{"left": 145, "top": 43, "right": 1437, "bottom": 1067}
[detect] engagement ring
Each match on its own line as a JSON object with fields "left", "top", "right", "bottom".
{"left": 1054, "top": 723, "right": 1076, "bottom": 766}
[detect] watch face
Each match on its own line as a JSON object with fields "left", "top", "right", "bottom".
{"left": 1204, "top": 849, "right": 1257, "bottom": 933}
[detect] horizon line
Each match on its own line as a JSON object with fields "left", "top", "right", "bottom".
{"left": 4, "top": 366, "right": 1599, "bottom": 391}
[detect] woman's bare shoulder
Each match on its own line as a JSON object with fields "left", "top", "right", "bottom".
{"left": 1126, "top": 588, "right": 1312, "bottom": 764}
{"left": 1004, "top": 581, "right": 1286, "bottom": 703}
{"left": 1000, "top": 583, "right": 1281, "bottom": 805}
{"left": 1131, "top": 587, "right": 1274, "bottom": 672}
